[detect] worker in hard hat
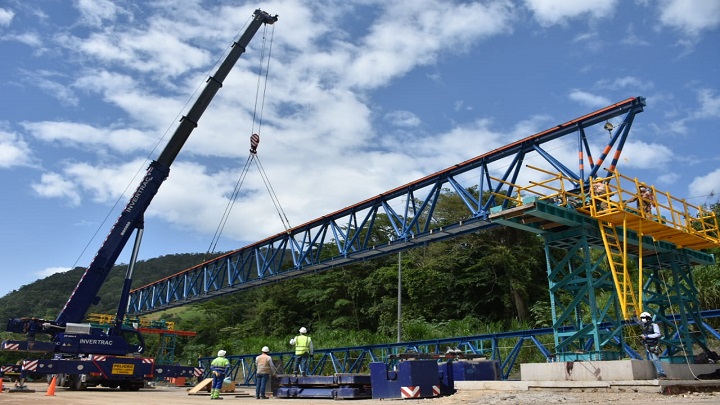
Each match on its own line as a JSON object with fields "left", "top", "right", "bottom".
{"left": 255, "top": 346, "right": 277, "bottom": 399}
{"left": 639, "top": 312, "right": 667, "bottom": 380}
{"left": 289, "top": 327, "right": 313, "bottom": 376}
{"left": 210, "top": 349, "right": 230, "bottom": 400}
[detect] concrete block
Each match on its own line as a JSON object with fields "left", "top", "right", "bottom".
{"left": 521, "top": 360, "right": 720, "bottom": 382}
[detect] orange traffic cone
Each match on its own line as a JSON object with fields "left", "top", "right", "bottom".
{"left": 46, "top": 376, "right": 57, "bottom": 396}
{"left": 0, "top": 375, "right": 4, "bottom": 393}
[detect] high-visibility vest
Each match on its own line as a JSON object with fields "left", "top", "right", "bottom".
{"left": 211, "top": 356, "right": 230, "bottom": 375}
{"left": 294, "top": 335, "right": 311, "bottom": 355}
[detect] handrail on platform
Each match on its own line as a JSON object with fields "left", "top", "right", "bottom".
{"left": 493, "top": 166, "right": 720, "bottom": 249}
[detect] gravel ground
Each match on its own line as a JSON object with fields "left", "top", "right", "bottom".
{"left": 1, "top": 382, "right": 720, "bottom": 405}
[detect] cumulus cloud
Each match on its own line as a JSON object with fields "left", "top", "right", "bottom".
{"left": 0, "top": 129, "right": 34, "bottom": 168}
{"left": 657, "top": 172, "right": 680, "bottom": 185}
{"left": 695, "top": 89, "right": 720, "bottom": 119}
{"left": 384, "top": 110, "right": 421, "bottom": 128}
{"left": 35, "top": 266, "right": 71, "bottom": 278}
{"left": 658, "top": 0, "right": 720, "bottom": 36}
{"left": 524, "top": 0, "right": 618, "bottom": 26}
{"left": 342, "top": 1, "right": 515, "bottom": 89}
{"left": 7, "top": 32, "right": 42, "bottom": 47}
{"left": 22, "top": 121, "right": 156, "bottom": 154}
{"left": 568, "top": 90, "right": 612, "bottom": 108}
{"left": 688, "top": 168, "right": 720, "bottom": 203}
{"left": 76, "top": 0, "right": 125, "bottom": 27}
{"left": 666, "top": 89, "right": 720, "bottom": 136}
{"left": 31, "top": 172, "right": 82, "bottom": 206}
{"left": 0, "top": 7, "right": 14, "bottom": 27}
{"left": 618, "top": 141, "right": 674, "bottom": 169}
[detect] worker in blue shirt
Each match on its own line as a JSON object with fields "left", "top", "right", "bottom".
{"left": 210, "top": 350, "right": 230, "bottom": 400}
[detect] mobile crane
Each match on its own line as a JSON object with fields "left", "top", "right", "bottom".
{"left": 1, "top": 9, "right": 278, "bottom": 391}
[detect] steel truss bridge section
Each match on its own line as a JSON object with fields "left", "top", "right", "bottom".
{"left": 127, "top": 97, "right": 646, "bottom": 315}
{"left": 198, "top": 309, "right": 720, "bottom": 383}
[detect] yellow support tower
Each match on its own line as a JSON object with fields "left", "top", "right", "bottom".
{"left": 580, "top": 172, "right": 719, "bottom": 320}
{"left": 491, "top": 165, "right": 719, "bottom": 360}
{"left": 500, "top": 166, "right": 719, "bottom": 321}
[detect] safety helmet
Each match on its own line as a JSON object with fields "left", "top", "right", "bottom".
{"left": 640, "top": 312, "right": 652, "bottom": 322}
{"left": 299, "top": 327, "right": 307, "bottom": 334}
{"left": 218, "top": 350, "right": 227, "bottom": 357}
{"left": 262, "top": 346, "right": 270, "bottom": 353}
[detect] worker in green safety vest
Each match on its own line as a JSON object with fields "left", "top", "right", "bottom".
{"left": 210, "top": 349, "right": 230, "bottom": 400}
{"left": 289, "top": 327, "right": 313, "bottom": 375}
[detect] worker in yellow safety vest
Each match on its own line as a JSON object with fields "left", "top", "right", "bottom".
{"left": 289, "top": 327, "right": 313, "bottom": 375}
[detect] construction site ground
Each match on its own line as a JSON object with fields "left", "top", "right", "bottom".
{"left": 2, "top": 381, "right": 720, "bottom": 404}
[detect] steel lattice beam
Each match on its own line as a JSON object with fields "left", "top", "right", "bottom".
{"left": 127, "top": 97, "right": 646, "bottom": 315}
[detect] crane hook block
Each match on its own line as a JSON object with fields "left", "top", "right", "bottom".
{"left": 250, "top": 133, "right": 260, "bottom": 154}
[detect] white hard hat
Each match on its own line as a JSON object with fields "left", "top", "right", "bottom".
{"left": 640, "top": 312, "right": 652, "bottom": 321}
{"left": 299, "top": 327, "right": 307, "bottom": 334}
{"left": 262, "top": 346, "right": 270, "bottom": 353}
{"left": 218, "top": 350, "right": 227, "bottom": 357}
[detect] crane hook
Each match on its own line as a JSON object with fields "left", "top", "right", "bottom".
{"left": 250, "top": 133, "right": 260, "bottom": 154}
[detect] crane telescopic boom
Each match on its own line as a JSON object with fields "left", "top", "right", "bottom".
{"left": 55, "top": 9, "right": 278, "bottom": 327}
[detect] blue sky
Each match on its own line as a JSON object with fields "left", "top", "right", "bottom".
{"left": 1, "top": 0, "right": 719, "bottom": 298}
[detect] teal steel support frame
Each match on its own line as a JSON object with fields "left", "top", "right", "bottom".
{"left": 643, "top": 250, "right": 709, "bottom": 363}
{"left": 543, "top": 227, "right": 625, "bottom": 361}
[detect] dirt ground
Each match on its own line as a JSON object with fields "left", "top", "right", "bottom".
{"left": 1, "top": 382, "right": 720, "bottom": 405}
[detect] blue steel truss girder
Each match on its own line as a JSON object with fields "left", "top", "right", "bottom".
{"left": 128, "top": 97, "right": 646, "bottom": 314}
{"left": 200, "top": 309, "right": 720, "bottom": 384}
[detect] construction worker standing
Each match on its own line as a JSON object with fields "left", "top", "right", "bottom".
{"left": 255, "top": 346, "right": 276, "bottom": 399}
{"left": 289, "top": 327, "right": 313, "bottom": 375}
{"left": 639, "top": 312, "right": 667, "bottom": 380}
{"left": 210, "top": 349, "right": 230, "bottom": 400}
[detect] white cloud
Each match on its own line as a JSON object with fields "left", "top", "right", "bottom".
{"left": 665, "top": 88, "right": 720, "bottom": 135}
{"left": 618, "top": 141, "right": 674, "bottom": 169}
{"left": 76, "top": 0, "right": 124, "bottom": 27}
{"left": 341, "top": 1, "right": 515, "bottom": 89}
{"left": 568, "top": 90, "right": 611, "bottom": 108}
{"left": 688, "top": 167, "right": 720, "bottom": 202}
{"left": 385, "top": 110, "right": 421, "bottom": 128}
{"left": 596, "top": 76, "right": 654, "bottom": 91}
{"left": 31, "top": 172, "right": 82, "bottom": 206}
{"left": 7, "top": 32, "right": 42, "bottom": 47}
{"left": 22, "top": 121, "right": 156, "bottom": 155}
{"left": 0, "top": 129, "right": 34, "bottom": 168}
{"left": 657, "top": 172, "right": 680, "bottom": 185}
{"left": 35, "top": 266, "right": 71, "bottom": 278}
{"left": 694, "top": 89, "right": 720, "bottom": 119}
{"left": 33, "top": 75, "right": 79, "bottom": 107}
{"left": 0, "top": 8, "right": 14, "bottom": 27}
{"left": 524, "top": 0, "right": 618, "bottom": 26}
{"left": 658, "top": 0, "right": 720, "bottom": 36}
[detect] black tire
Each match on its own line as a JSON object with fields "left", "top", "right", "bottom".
{"left": 68, "top": 375, "right": 87, "bottom": 391}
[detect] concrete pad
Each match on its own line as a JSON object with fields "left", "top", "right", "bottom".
{"left": 455, "top": 378, "right": 720, "bottom": 395}
{"left": 521, "top": 360, "right": 720, "bottom": 382}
